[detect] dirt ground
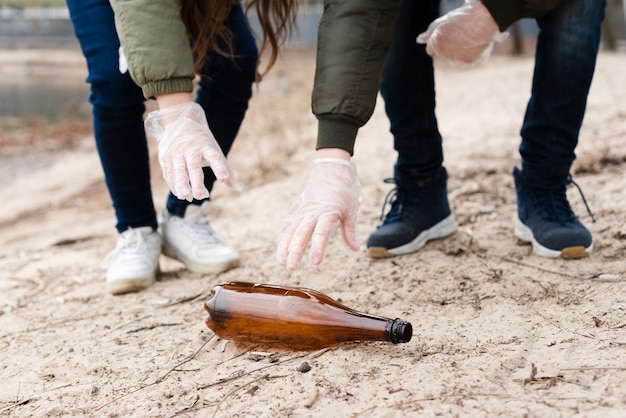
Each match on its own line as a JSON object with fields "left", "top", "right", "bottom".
{"left": 1, "top": 45, "right": 626, "bottom": 417}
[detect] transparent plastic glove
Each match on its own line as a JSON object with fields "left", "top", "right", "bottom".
{"left": 416, "top": 0, "right": 508, "bottom": 66}
{"left": 277, "top": 158, "right": 360, "bottom": 271}
{"left": 144, "top": 102, "right": 241, "bottom": 202}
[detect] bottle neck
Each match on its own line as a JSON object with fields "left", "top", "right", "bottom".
{"left": 385, "top": 318, "right": 413, "bottom": 344}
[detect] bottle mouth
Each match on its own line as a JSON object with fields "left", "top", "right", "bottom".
{"left": 386, "top": 319, "right": 413, "bottom": 344}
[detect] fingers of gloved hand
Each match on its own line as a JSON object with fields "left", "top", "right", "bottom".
{"left": 309, "top": 213, "right": 341, "bottom": 267}
{"left": 144, "top": 101, "right": 239, "bottom": 199}
{"left": 285, "top": 216, "right": 316, "bottom": 271}
{"left": 172, "top": 154, "right": 194, "bottom": 202}
{"left": 308, "top": 158, "right": 360, "bottom": 262}
{"left": 339, "top": 212, "right": 360, "bottom": 254}
{"left": 200, "top": 147, "right": 242, "bottom": 192}
{"left": 416, "top": 0, "right": 506, "bottom": 66}
{"left": 426, "top": 30, "right": 493, "bottom": 65}
{"left": 186, "top": 152, "right": 210, "bottom": 201}
{"left": 158, "top": 151, "right": 192, "bottom": 201}
{"left": 277, "top": 158, "right": 359, "bottom": 270}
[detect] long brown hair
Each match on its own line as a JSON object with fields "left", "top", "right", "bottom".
{"left": 180, "top": 0, "right": 298, "bottom": 79}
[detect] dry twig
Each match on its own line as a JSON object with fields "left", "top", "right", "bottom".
{"left": 95, "top": 335, "right": 215, "bottom": 411}
{"left": 498, "top": 256, "right": 622, "bottom": 282}
{"left": 127, "top": 323, "right": 182, "bottom": 334}
{"left": 197, "top": 353, "right": 308, "bottom": 390}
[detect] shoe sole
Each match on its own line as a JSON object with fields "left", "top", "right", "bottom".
{"left": 106, "top": 265, "right": 159, "bottom": 295}
{"left": 514, "top": 218, "right": 593, "bottom": 259}
{"left": 367, "top": 214, "right": 457, "bottom": 258}
{"left": 162, "top": 245, "right": 240, "bottom": 274}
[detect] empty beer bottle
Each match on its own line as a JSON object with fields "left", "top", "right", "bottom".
{"left": 204, "top": 281, "right": 412, "bottom": 350}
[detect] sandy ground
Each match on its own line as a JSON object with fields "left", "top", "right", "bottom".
{"left": 1, "top": 45, "right": 626, "bottom": 417}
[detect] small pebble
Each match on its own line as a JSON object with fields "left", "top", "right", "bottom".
{"left": 597, "top": 274, "right": 620, "bottom": 282}
{"left": 297, "top": 361, "right": 312, "bottom": 373}
{"left": 152, "top": 298, "right": 171, "bottom": 306}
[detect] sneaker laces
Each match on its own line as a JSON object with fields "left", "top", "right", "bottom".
{"left": 525, "top": 175, "right": 596, "bottom": 224}
{"left": 378, "top": 178, "right": 421, "bottom": 226}
{"left": 101, "top": 227, "right": 152, "bottom": 269}
{"left": 568, "top": 176, "right": 596, "bottom": 223}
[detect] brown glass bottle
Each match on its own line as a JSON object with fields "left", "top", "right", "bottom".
{"left": 204, "top": 281, "right": 412, "bottom": 350}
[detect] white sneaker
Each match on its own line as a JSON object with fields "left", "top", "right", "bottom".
{"left": 101, "top": 227, "right": 161, "bottom": 295}
{"left": 160, "top": 202, "right": 240, "bottom": 274}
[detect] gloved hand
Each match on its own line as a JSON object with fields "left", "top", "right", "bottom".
{"left": 144, "top": 101, "right": 241, "bottom": 202}
{"left": 416, "top": 0, "right": 508, "bottom": 66}
{"left": 277, "top": 158, "right": 360, "bottom": 270}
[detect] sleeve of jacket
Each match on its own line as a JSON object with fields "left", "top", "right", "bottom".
{"left": 481, "top": 0, "right": 563, "bottom": 31}
{"left": 313, "top": 0, "right": 402, "bottom": 155}
{"left": 109, "top": 0, "right": 195, "bottom": 100}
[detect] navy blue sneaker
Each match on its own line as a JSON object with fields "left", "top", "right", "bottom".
{"left": 513, "top": 164, "right": 594, "bottom": 259}
{"left": 367, "top": 166, "right": 456, "bottom": 258}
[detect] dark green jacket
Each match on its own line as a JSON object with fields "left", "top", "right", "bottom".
{"left": 109, "top": 0, "right": 240, "bottom": 100}
{"left": 110, "top": 0, "right": 196, "bottom": 100}
{"left": 314, "top": 0, "right": 563, "bottom": 155}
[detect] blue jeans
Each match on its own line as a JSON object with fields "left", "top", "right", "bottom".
{"left": 66, "top": 0, "right": 257, "bottom": 232}
{"left": 519, "top": 0, "right": 605, "bottom": 171}
{"left": 380, "top": 0, "right": 443, "bottom": 179}
{"left": 382, "top": 0, "right": 605, "bottom": 177}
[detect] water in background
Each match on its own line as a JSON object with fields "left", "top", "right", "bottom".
{"left": 0, "top": 7, "right": 89, "bottom": 119}
{"left": 0, "top": 78, "right": 90, "bottom": 119}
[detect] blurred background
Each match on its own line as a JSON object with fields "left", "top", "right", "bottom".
{"left": 0, "top": 0, "right": 624, "bottom": 129}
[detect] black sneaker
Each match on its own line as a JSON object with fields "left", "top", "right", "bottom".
{"left": 367, "top": 166, "right": 456, "bottom": 258}
{"left": 513, "top": 164, "right": 594, "bottom": 258}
